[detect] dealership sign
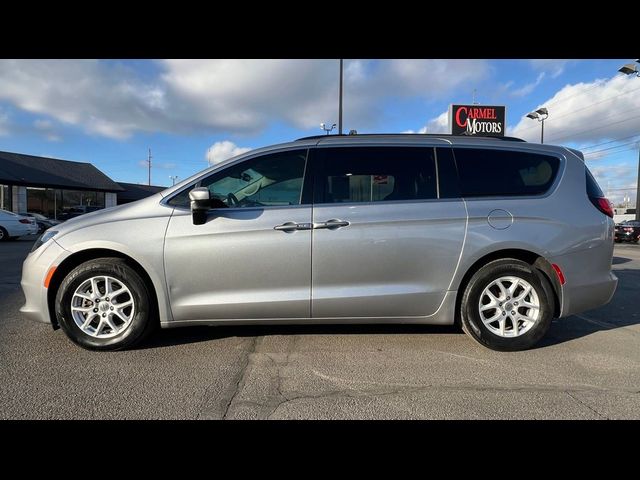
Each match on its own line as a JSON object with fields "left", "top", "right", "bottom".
{"left": 449, "top": 104, "right": 506, "bottom": 137}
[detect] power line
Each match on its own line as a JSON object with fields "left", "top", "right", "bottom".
{"left": 581, "top": 133, "right": 640, "bottom": 151}
{"left": 583, "top": 141, "right": 639, "bottom": 157}
{"left": 516, "top": 83, "right": 640, "bottom": 135}
{"left": 543, "top": 78, "right": 608, "bottom": 108}
{"left": 545, "top": 112, "right": 640, "bottom": 143}
{"left": 549, "top": 84, "right": 640, "bottom": 123}
{"left": 519, "top": 106, "right": 634, "bottom": 137}
{"left": 605, "top": 187, "right": 637, "bottom": 191}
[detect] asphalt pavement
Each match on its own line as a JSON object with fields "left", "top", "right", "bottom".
{"left": 1, "top": 236, "right": 639, "bottom": 419}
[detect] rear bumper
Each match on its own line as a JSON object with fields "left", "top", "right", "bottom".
{"left": 560, "top": 271, "right": 617, "bottom": 317}
{"left": 8, "top": 223, "right": 37, "bottom": 237}
{"left": 551, "top": 244, "right": 618, "bottom": 318}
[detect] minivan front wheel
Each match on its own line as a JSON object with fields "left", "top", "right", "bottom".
{"left": 460, "top": 258, "right": 554, "bottom": 351}
{"left": 55, "top": 258, "right": 156, "bottom": 350}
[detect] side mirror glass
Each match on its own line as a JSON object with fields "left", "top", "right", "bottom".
{"left": 189, "top": 187, "right": 211, "bottom": 225}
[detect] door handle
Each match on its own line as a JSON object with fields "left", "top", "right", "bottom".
{"left": 314, "top": 219, "right": 350, "bottom": 230}
{"left": 274, "top": 222, "right": 313, "bottom": 232}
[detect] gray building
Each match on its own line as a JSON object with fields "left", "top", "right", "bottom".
{"left": 0, "top": 150, "right": 123, "bottom": 219}
{"left": 116, "top": 182, "right": 166, "bottom": 205}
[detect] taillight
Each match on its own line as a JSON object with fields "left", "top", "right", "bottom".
{"left": 19, "top": 218, "right": 31, "bottom": 224}
{"left": 589, "top": 196, "right": 614, "bottom": 218}
{"left": 624, "top": 227, "right": 634, "bottom": 232}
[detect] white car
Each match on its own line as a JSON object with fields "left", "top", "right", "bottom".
{"left": 0, "top": 209, "right": 38, "bottom": 241}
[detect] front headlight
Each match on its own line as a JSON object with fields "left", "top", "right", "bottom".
{"left": 31, "top": 230, "right": 58, "bottom": 253}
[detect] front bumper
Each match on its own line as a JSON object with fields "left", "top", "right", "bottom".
{"left": 20, "top": 239, "right": 70, "bottom": 325}
{"left": 615, "top": 232, "right": 638, "bottom": 241}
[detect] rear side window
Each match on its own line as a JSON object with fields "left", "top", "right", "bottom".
{"left": 315, "top": 147, "right": 437, "bottom": 204}
{"left": 453, "top": 148, "right": 560, "bottom": 197}
{"left": 585, "top": 166, "right": 604, "bottom": 197}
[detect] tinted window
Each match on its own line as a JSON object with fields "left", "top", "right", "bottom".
{"left": 435, "top": 148, "right": 461, "bottom": 198}
{"left": 585, "top": 166, "right": 604, "bottom": 197}
{"left": 316, "top": 147, "right": 437, "bottom": 204}
{"left": 168, "top": 150, "right": 307, "bottom": 208}
{"left": 453, "top": 148, "right": 560, "bottom": 197}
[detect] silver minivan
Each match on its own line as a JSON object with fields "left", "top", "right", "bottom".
{"left": 21, "top": 134, "right": 618, "bottom": 351}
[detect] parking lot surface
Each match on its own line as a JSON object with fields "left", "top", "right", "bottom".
{"left": 1, "top": 236, "right": 639, "bottom": 419}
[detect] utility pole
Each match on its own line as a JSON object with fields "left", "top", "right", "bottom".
{"left": 147, "top": 148, "right": 152, "bottom": 186}
{"left": 169, "top": 175, "right": 178, "bottom": 186}
{"left": 616, "top": 61, "right": 640, "bottom": 220}
{"left": 338, "top": 59, "right": 343, "bottom": 135}
{"left": 636, "top": 147, "right": 640, "bottom": 221}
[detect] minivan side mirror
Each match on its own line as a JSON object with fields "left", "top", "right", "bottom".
{"left": 189, "top": 187, "right": 211, "bottom": 225}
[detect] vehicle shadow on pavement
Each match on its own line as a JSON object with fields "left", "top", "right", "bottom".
{"left": 142, "top": 265, "right": 640, "bottom": 351}
{"left": 612, "top": 256, "right": 632, "bottom": 265}
{"left": 539, "top": 265, "right": 640, "bottom": 348}
{"left": 142, "top": 324, "right": 461, "bottom": 349}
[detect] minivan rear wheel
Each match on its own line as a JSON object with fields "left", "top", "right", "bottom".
{"left": 460, "top": 258, "right": 554, "bottom": 351}
{"left": 55, "top": 258, "right": 156, "bottom": 351}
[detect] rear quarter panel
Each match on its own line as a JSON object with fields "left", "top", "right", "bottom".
{"left": 450, "top": 148, "right": 613, "bottom": 310}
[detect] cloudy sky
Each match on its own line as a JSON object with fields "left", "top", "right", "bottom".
{"left": 0, "top": 59, "right": 638, "bottom": 205}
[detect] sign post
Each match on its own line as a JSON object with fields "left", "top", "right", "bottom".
{"left": 449, "top": 104, "right": 506, "bottom": 137}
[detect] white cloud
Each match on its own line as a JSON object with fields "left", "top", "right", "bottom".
{"left": 529, "top": 60, "right": 569, "bottom": 79}
{"left": 34, "top": 119, "right": 52, "bottom": 129}
{"left": 589, "top": 163, "right": 637, "bottom": 205}
{"left": 0, "top": 60, "right": 168, "bottom": 139}
{"left": 511, "top": 72, "right": 546, "bottom": 97}
{"left": 421, "top": 110, "right": 449, "bottom": 134}
{"left": 590, "top": 164, "right": 634, "bottom": 180}
{"left": 510, "top": 75, "right": 640, "bottom": 144}
{"left": 408, "top": 110, "right": 449, "bottom": 135}
{"left": 161, "top": 59, "right": 490, "bottom": 132}
{"left": 0, "top": 59, "right": 490, "bottom": 139}
{"left": 206, "top": 141, "right": 251, "bottom": 165}
{"left": 33, "top": 118, "right": 61, "bottom": 141}
{"left": 0, "top": 108, "right": 9, "bottom": 136}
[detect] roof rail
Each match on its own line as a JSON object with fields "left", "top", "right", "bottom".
{"left": 295, "top": 133, "right": 526, "bottom": 142}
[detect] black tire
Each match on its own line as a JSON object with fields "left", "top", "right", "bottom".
{"left": 0, "top": 226, "right": 8, "bottom": 242}
{"left": 460, "top": 258, "right": 555, "bottom": 352}
{"left": 55, "top": 257, "right": 157, "bottom": 351}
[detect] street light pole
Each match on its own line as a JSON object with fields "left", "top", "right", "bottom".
{"left": 338, "top": 59, "right": 343, "bottom": 135}
{"left": 526, "top": 108, "right": 549, "bottom": 144}
{"left": 636, "top": 147, "right": 640, "bottom": 221}
{"left": 618, "top": 60, "right": 640, "bottom": 221}
{"left": 147, "top": 148, "right": 152, "bottom": 186}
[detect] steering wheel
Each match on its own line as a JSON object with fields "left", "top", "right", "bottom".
{"left": 227, "top": 192, "right": 239, "bottom": 207}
